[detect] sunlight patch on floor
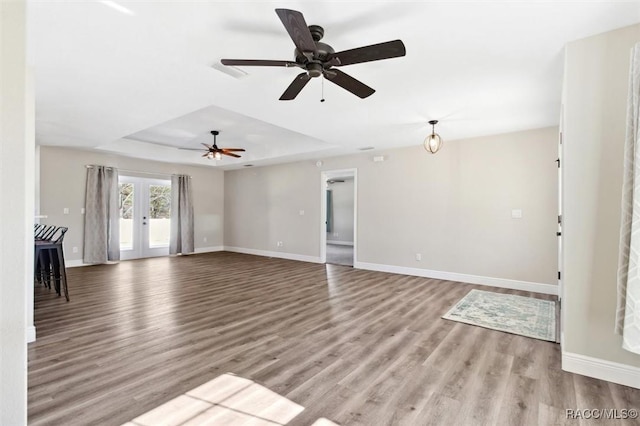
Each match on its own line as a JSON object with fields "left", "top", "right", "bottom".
{"left": 122, "top": 373, "right": 338, "bottom": 426}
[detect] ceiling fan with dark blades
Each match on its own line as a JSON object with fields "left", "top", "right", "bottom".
{"left": 221, "top": 8, "right": 406, "bottom": 100}
{"left": 180, "top": 130, "right": 245, "bottom": 160}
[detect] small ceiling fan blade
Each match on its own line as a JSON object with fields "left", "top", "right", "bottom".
{"left": 202, "top": 152, "right": 210, "bottom": 157}
{"left": 201, "top": 143, "right": 213, "bottom": 149}
{"left": 328, "top": 40, "right": 406, "bottom": 67}
{"left": 221, "top": 148, "right": 246, "bottom": 152}
{"left": 324, "top": 69, "right": 375, "bottom": 98}
{"left": 280, "top": 72, "right": 311, "bottom": 100}
{"left": 221, "top": 59, "right": 299, "bottom": 67}
{"left": 275, "top": 9, "right": 316, "bottom": 54}
{"left": 221, "top": 151, "right": 242, "bottom": 158}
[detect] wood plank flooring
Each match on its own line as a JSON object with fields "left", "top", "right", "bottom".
{"left": 28, "top": 252, "right": 640, "bottom": 425}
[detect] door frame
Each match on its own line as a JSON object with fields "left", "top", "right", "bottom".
{"left": 320, "top": 168, "right": 358, "bottom": 265}
{"left": 119, "top": 175, "right": 171, "bottom": 260}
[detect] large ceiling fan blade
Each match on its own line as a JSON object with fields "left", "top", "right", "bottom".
{"left": 201, "top": 143, "right": 213, "bottom": 149}
{"left": 328, "top": 40, "right": 406, "bottom": 67}
{"left": 221, "top": 151, "right": 242, "bottom": 158}
{"left": 178, "top": 148, "right": 205, "bottom": 151}
{"left": 280, "top": 72, "right": 311, "bottom": 100}
{"left": 275, "top": 9, "right": 316, "bottom": 54}
{"left": 221, "top": 148, "right": 246, "bottom": 152}
{"left": 324, "top": 69, "right": 375, "bottom": 98}
{"left": 221, "top": 59, "right": 299, "bottom": 68}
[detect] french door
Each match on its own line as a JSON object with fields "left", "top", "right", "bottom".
{"left": 119, "top": 176, "right": 171, "bottom": 260}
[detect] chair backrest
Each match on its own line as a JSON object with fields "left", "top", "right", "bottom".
{"left": 34, "top": 224, "right": 45, "bottom": 237}
{"left": 35, "top": 225, "right": 57, "bottom": 241}
{"left": 50, "top": 227, "right": 68, "bottom": 244}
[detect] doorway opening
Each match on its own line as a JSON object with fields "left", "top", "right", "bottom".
{"left": 320, "top": 169, "right": 357, "bottom": 267}
{"left": 119, "top": 175, "right": 171, "bottom": 260}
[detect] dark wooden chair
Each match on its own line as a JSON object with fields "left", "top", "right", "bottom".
{"left": 34, "top": 226, "right": 69, "bottom": 301}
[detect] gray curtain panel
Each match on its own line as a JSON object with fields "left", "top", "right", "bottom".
{"left": 170, "top": 175, "right": 194, "bottom": 254}
{"left": 83, "top": 165, "right": 120, "bottom": 263}
{"left": 616, "top": 43, "right": 640, "bottom": 355}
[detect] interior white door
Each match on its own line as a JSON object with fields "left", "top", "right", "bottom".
{"left": 119, "top": 176, "right": 171, "bottom": 260}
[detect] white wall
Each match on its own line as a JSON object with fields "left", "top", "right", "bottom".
{"left": 0, "top": 0, "right": 31, "bottom": 423}
{"left": 225, "top": 127, "right": 558, "bottom": 286}
{"left": 327, "top": 178, "right": 354, "bottom": 245}
{"left": 563, "top": 23, "right": 640, "bottom": 369}
{"left": 224, "top": 161, "right": 321, "bottom": 257}
{"left": 39, "top": 146, "right": 225, "bottom": 264}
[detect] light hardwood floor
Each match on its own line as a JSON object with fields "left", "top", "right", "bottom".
{"left": 29, "top": 252, "right": 640, "bottom": 425}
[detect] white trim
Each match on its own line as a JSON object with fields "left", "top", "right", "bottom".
{"left": 66, "top": 247, "right": 224, "bottom": 267}
{"left": 66, "top": 259, "right": 88, "bottom": 268}
{"left": 320, "top": 168, "right": 358, "bottom": 265}
{"left": 326, "top": 240, "right": 354, "bottom": 246}
{"left": 66, "top": 259, "right": 119, "bottom": 267}
{"left": 224, "top": 246, "right": 322, "bottom": 264}
{"left": 27, "top": 326, "right": 36, "bottom": 343}
{"left": 194, "top": 246, "right": 224, "bottom": 254}
{"left": 562, "top": 351, "right": 640, "bottom": 389}
{"left": 353, "top": 261, "right": 558, "bottom": 295}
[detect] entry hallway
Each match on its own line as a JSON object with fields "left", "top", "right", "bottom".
{"left": 29, "top": 253, "right": 639, "bottom": 425}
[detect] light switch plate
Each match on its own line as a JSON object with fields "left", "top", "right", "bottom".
{"left": 511, "top": 209, "right": 523, "bottom": 219}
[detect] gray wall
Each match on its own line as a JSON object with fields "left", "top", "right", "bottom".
{"left": 1, "top": 0, "right": 31, "bottom": 422}
{"left": 39, "top": 146, "right": 224, "bottom": 263}
{"left": 327, "top": 178, "right": 354, "bottom": 245}
{"left": 225, "top": 126, "right": 558, "bottom": 285}
{"left": 563, "top": 23, "right": 640, "bottom": 367}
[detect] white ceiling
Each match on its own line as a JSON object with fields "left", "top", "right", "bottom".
{"left": 28, "top": 1, "right": 640, "bottom": 170}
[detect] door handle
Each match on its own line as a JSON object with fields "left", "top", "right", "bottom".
{"left": 556, "top": 232, "right": 561, "bottom": 236}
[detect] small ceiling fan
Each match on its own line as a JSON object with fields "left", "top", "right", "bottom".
{"left": 180, "top": 130, "right": 245, "bottom": 160}
{"left": 221, "top": 8, "right": 406, "bottom": 100}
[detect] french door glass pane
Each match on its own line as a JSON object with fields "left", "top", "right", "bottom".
{"left": 149, "top": 184, "right": 171, "bottom": 247}
{"left": 119, "top": 183, "right": 134, "bottom": 250}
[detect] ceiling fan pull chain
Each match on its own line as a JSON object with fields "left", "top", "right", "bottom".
{"left": 321, "top": 74, "right": 325, "bottom": 103}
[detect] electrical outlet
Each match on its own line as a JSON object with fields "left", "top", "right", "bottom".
{"left": 277, "top": 241, "right": 283, "bottom": 247}
{"left": 299, "top": 210, "right": 305, "bottom": 216}
{"left": 81, "top": 208, "right": 85, "bottom": 214}
{"left": 415, "top": 253, "right": 422, "bottom": 261}
{"left": 63, "top": 207, "right": 69, "bottom": 215}
{"left": 72, "top": 247, "right": 78, "bottom": 253}
{"left": 203, "top": 236, "right": 208, "bottom": 243}
{"left": 333, "top": 232, "right": 338, "bottom": 237}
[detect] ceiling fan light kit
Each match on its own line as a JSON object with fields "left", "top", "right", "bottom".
{"left": 424, "top": 120, "right": 443, "bottom": 154}
{"left": 179, "top": 130, "right": 245, "bottom": 160}
{"left": 221, "top": 8, "right": 406, "bottom": 101}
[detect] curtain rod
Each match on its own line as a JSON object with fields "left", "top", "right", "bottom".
{"left": 85, "top": 165, "right": 191, "bottom": 178}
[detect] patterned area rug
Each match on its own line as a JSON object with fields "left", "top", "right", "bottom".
{"left": 443, "top": 289, "right": 556, "bottom": 342}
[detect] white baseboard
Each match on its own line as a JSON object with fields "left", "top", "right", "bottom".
{"left": 224, "top": 246, "right": 323, "bottom": 264}
{"left": 353, "top": 261, "right": 557, "bottom": 295}
{"left": 194, "top": 246, "right": 224, "bottom": 254}
{"left": 27, "top": 325, "right": 36, "bottom": 343}
{"left": 65, "top": 259, "right": 88, "bottom": 268}
{"left": 65, "top": 247, "right": 223, "bottom": 266}
{"left": 326, "top": 240, "right": 354, "bottom": 246}
{"left": 562, "top": 351, "right": 640, "bottom": 389}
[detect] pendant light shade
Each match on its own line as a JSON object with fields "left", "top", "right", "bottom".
{"left": 424, "top": 120, "right": 443, "bottom": 154}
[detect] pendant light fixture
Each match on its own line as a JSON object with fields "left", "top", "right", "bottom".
{"left": 424, "top": 120, "right": 443, "bottom": 154}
